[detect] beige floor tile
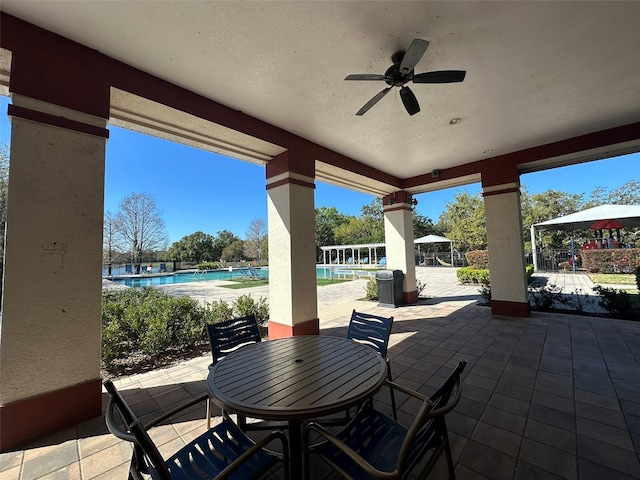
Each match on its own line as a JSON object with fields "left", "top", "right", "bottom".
{"left": 80, "top": 441, "right": 132, "bottom": 479}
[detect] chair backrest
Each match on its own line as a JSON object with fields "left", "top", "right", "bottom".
{"left": 346, "top": 310, "right": 393, "bottom": 357}
{"left": 399, "top": 359, "right": 467, "bottom": 478}
{"left": 207, "top": 314, "right": 261, "bottom": 364}
{"left": 104, "top": 380, "right": 172, "bottom": 480}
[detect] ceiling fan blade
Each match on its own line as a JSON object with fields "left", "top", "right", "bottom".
{"left": 412, "top": 70, "right": 467, "bottom": 83}
{"left": 345, "top": 74, "right": 388, "bottom": 81}
{"left": 400, "top": 39, "right": 430, "bottom": 74}
{"left": 400, "top": 86, "right": 420, "bottom": 116}
{"left": 355, "top": 87, "right": 392, "bottom": 116}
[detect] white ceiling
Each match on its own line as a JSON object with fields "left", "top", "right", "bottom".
{"left": 2, "top": 1, "right": 640, "bottom": 191}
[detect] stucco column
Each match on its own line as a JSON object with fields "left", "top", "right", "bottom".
{"left": 0, "top": 95, "right": 108, "bottom": 450}
{"left": 382, "top": 192, "right": 418, "bottom": 304}
{"left": 266, "top": 151, "right": 318, "bottom": 337}
{"left": 482, "top": 180, "right": 530, "bottom": 317}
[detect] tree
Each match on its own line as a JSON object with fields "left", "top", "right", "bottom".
{"left": 114, "top": 193, "right": 169, "bottom": 265}
{"left": 168, "top": 231, "right": 215, "bottom": 262}
{"left": 585, "top": 180, "right": 640, "bottom": 206}
{"left": 212, "top": 230, "right": 240, "bottom": 261}
{"left": 244, "top": 218, "right": 267, "bottom": 261}
{"left": 438, "top": 192, "right": 486, "bottom": 251}
{"left": 413, "top": 211, "right": 438, "bottom": 240}
{"left": 315, "top": 206, "right": 350, "bottom": 261}
{"left": 221, "top": 239, "right": 245, "bottom": 262}
{"left": 521, "top": 188, "right": 584, "bottom": 249}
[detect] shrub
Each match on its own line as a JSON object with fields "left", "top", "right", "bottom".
{"left": 232, "top": 294, "right": 269, "bottom": 325}
{"left": 456, "top": 267, "right": 490, "bottom": 285}
{"left": 529, "top": 285, "right": 562, "bottom": 311}
{"left": 101, "top": 287, "right": 267, "bottom": 369}
{"left": 465, "top": 250, "right": 489, "bottom": 269}
{"left": 364, "top": 278, "right": 378, "bottom": 300}
{"left": 204, "top": 299, "right": 235, "bottom": 324}
{"left": 198, "top": 262, "right": 219, "bottom": 270}
{"left": 592, "top": 285, "right": 636, "bottom": 319}
{"left": 526, "top": 264, "right": 534, "bottom": 283}
{"left": 479, "top": 284, "right": 491, "bottom": 304}
{"left": 556, "top": 289, "right": 594, "bottom": 314}
{"left": 636, "top": 266, "right": 640, "bottom": 293}
{"left": 581, "top": 248, "right": 640, "bottom": 274}
{"left": 416, "top": 280, "right": 426, "bottom": 297}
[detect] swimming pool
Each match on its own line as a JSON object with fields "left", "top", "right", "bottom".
{"left": 108, "top": 266, "right": 374, "bottom": 287}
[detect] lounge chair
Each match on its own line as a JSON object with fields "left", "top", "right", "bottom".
{"left": 248, "top": 265, "right": 265, "bottom": 279}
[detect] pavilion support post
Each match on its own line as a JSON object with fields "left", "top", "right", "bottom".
{"left": 266, "top": 151, "right": 319, "bottom": 337}
{"left": 482, "top": 175, "right": 530, "bottom": 317}
{"left": 0, "top": 96, "right": 108, "bottom": 450}
{"left": 383, "top": 192, "right": 418, "bottom": 304}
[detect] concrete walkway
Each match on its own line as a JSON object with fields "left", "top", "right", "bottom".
{"left": 104, "top": 266, "right": 622, "bottom": 318}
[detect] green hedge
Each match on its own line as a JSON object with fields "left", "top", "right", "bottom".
{"left": 101, "top": 287, "right": 268, "bottom": 368}
{"left": 580, "top": 248, "right": 640, "bottom": 274}
{"left": 457, "top": 264, "right": 535, "bottom": 285}
{"left": 457, "top": 267, "right": 490, "bottom": 284}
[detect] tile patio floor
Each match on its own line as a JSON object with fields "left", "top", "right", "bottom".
{"left": 2, "top": 268, "right": 639, "bottom": 479}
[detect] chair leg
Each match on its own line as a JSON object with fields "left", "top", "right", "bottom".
{"left": 442, "top": 426, "right": 456, "bottom": 480}
{"left": 387, "top": 361, "right": 397, "bottom": 420}
{"left": 206, "top": 399, "right": 212, "bottom": 429}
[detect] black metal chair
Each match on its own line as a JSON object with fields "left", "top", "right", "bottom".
{"left": 206, "top": 315, "right": 262, "bottom": 429}
{"left": 303, "top": 359, "right": 467, "bottom": 480}
{"left": 346, "top": 310, "right": 396, "bottom": 419}
{"left": 104, "top": 380, "right": 288, "bottom": 480}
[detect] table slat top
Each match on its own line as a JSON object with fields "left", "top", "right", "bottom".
{"left": 207, "top": 335, "right": 387, "bottom": 419}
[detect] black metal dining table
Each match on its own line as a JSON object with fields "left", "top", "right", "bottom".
{"left": 206, "top": 335, "right": 388, "bottom": 479}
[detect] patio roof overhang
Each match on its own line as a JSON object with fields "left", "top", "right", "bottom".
{"left": 1, "top": 2, "right": 640, "bottom": 193}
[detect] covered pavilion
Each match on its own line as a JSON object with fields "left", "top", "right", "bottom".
{"left": 532, "top": 204, "right": 640, "bottom": 272}
{"left": 1, "top": 2, "right": 640, "bottom": 451}
{"left": 320, "top": 242, "right": 385, "bottom": 265}
{"left": 414, "top": 234, "right": 455, "bottom": 266}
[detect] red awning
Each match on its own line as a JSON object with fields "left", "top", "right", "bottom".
{"left": 590, "top": 219, "right": 624, "bottom": 230}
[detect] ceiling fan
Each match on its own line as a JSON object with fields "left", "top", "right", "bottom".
{"left": 345, "top": 39, "right": 466, "bottom": 116}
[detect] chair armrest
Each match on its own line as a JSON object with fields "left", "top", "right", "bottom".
{"left": 429, "top": 377, "right": 463, "bottom": 417}
{"left": 144, "top": 393, "right": 209, "bottom": 429}
{"left": 304, "top": 423, "right": 398, "bottom": 480}
{"left": 104, "top": 397, "right": 138, "bottom": 443}
{"left": 385, "top": 380, "right": 433, "bottom": 404}
{"left": 217, "top": 430, "right": 289, "bottom": 480}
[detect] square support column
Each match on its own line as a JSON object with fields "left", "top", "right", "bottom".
{"left": 266, "top": 152, "right": 318, "bottom": 337}
{"left": 383, "top": 192, "right": 418, "bottom": 304}
{"left": 483, "top": 182, "right": 530, "bottom": 317}
{"left": 0, "top": 96, "right": 108, "bottom": 450}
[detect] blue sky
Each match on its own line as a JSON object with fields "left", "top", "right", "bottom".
{"left": 1, "top": 96, "right": 638, "bottom": 244}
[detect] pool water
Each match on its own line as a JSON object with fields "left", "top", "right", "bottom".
{"left": 108, "top": 266, "right": 372, "bottom": 287}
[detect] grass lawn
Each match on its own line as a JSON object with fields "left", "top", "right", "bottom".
{"left": 221, "top": 278, "right": 352, "bottom": 289}
{"left": 589, "top": 273, "right": 637, "bottom": 285}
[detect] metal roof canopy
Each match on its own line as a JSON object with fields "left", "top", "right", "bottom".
{"left": 414, "top": 234, "right": 453, "bottom": 244}
{"left": 414, "top": 235, "right": 454, "bottom": 266}
{"left": 534, "top": 204, "right": 640, "bottom": 231}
